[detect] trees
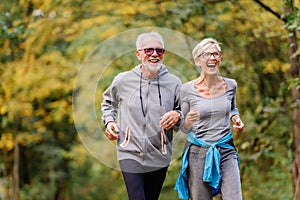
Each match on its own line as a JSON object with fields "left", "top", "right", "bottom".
{"left": 0, "top": 0, "right": 297, "bottom": 199}
{"left": 0, "top": 1, "right": 78, "bottom": 199}
{"left": 253, "top": 0, "right": 300, "bottom": 199}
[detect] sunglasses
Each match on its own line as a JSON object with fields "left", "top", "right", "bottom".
{"left": 138, "top": 48, "right": 165, "bottom": 56}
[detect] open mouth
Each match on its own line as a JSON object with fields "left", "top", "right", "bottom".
{"left": 207, "top": 63, "right": 216, "bottom": 68}
{"left": 149, "top": 58, "right": 160, "bottom": 63}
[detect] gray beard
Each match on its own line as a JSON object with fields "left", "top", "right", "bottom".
{"left": 145, "top": 63, "right": 161, "bottom": 73}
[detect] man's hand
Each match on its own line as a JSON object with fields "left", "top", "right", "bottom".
{"left": 160, "top": 111, "right": 181, "bottom": 130}
{"left": 105, "top": 121, "right": 120, "bottom": 140}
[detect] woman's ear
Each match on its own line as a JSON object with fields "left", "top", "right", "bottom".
{"left": 194, "top": 58, "right": 200, "bottom": 67}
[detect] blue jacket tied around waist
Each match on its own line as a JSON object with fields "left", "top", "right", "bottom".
{"left": 174, "top": 131, "right": 238, "bottom": 200}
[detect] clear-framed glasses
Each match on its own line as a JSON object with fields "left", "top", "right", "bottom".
{"left": 138, "top": 48, "right": 165, "bottom": 56}
{"left": 199, "top": 51, "right": 222, "bottom": 59}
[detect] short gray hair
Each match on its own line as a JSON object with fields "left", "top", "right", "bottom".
{"left": 192, "top": 38, "right": 221, "bottom": 60}
{"left": 136, "top": 31, "right": 164, "bottom": 49}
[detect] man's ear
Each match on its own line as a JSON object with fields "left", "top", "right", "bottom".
{"left": 136, "top": 50, "right": 142, "bottom": 60}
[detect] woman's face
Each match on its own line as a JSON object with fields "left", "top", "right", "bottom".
{"left": 195, "top": 45, "right": 222, "bottom": 75}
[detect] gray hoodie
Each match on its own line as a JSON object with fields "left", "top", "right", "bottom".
{"left": 101, "top": 64, "right": 182, "bottom": 168}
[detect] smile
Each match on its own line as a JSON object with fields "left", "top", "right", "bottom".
{"left": 149, "top": 58, "right": 160, "bottom": 63}
{"left": 207, "top": 63, "right": 216, "bottom": 68}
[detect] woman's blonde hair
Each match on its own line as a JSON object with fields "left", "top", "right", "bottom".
{"left": 192, "top": 38, "right": 221, "bottom": 60}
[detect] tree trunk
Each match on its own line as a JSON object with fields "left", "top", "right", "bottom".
{"left": 293, "top": 86, "right": 300, "bottom": 200}
{"left": 289, "top": 27, "right": 300, "bottom": 200}
{"left": 251, "top": 2, "right": 299, "bottom": 198}
{"left": 11, "top": 116, "right": 20, "bottom": 200}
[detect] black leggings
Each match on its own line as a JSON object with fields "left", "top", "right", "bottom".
{"left": 119, "top": 159, "right": 168, "bottom": 200}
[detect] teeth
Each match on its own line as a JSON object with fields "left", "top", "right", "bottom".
{"left": 149, "top": 59, "right": 159, "bottom": 63}
{"left": 207, "top": 63, "right": 216, "bottom": 68}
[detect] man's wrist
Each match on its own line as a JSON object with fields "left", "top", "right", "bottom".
{"left": 105, "top": 121, "right": 114, "bottom": 128}
{"left": 175, "top": 110, "right": 183, "bottom": 120}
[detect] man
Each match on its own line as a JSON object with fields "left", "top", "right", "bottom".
{"left": 101, "top": 31, "right": 183, "bottom": 200}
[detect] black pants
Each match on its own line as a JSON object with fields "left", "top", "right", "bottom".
{"left": 119, "top": 159, "right": 168, "bottom": 200}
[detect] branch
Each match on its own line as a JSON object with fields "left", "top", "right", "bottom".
{"left": 253, "top": 0, "right": 286, "bottom": 23}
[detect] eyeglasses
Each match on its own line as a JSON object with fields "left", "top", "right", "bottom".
{"left": 199, "top": 51, "right": 222, "bottom": 59}
{"left": 138, "top": 48, "right": 165, "bottom": 56}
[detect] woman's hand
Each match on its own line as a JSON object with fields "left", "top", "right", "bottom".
{"left": 231, "top": 115, "right": 244, "bottom": 133}
{"left": 184, "top": 110, "right": 199, "bottom": 130}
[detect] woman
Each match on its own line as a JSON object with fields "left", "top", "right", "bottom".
{"left": 174, "top": 38, "right": 244, "bottom": 200}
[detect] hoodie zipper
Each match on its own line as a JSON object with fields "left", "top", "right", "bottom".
{"left": 140, "top": 72, "right": 166, "bottom": 157}
{"left": 139, "top": 72, "right": 162, "bottom": 117}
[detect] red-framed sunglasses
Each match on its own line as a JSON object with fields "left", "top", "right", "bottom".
{"left": 138, "top": 48, "right": 165, "bottom": 56}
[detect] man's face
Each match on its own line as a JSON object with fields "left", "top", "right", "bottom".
{"left": 136, "top": 36, "right": 164, "bottom": 72}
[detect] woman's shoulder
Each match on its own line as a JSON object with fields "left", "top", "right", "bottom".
{"left": 180, "top": 80, "right": 194, "bottom": 95}
{"left": 181, "top": 80, "right": 194, "bottom": 89}
{"left": 223, "top": 77, "right": 237, "bottom": 88}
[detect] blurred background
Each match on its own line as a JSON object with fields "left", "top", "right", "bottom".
{"left": 0, "top": 0, "right": 299, "bottom": 199}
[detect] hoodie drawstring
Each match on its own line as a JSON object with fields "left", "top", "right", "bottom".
{"left": 139, "top": 72, "right": 162, "bottom": 117}
{"left": 139, "top": 72, "right": 166, "bottom": 155}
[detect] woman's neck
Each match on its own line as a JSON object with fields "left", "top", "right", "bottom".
{"left": 194, "top": 74, "right": 226, "bottom": 98}
{"left": 196, "top": 74, "right": 220, "bottom": 89}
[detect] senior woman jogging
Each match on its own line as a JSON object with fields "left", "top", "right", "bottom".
{"left": 174, "top": 38, "right": 244, "bottom": 200}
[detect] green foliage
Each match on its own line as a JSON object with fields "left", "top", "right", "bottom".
{"left": 0, "top": 0, "right": 298, "bottom": 199}
{"left": 283, "top": 0, "right": 300, "bottom": 32}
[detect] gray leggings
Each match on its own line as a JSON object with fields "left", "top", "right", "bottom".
{"left": 188, "top": 145, "right": 242, "bottom": 200}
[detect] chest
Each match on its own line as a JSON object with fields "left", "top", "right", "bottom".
{"left": 194, "top": 81, "right": 227, "bottom": 98}
{"left": 189, "top": 94, "right": 232, "bottom": 118}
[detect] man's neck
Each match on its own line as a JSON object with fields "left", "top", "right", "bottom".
{"left": 141, "top": 65, "right": 160, "bottom": 79}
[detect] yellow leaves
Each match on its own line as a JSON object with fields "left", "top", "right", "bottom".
{"left": 22, "top": 20, "right": 56, "bottom": 66}
{"left": 74, "top": 44, "right": 95, "bottom": 60}
{"left": 114, "top": 4, "right": 137, "bottom": 16}
{"left": 68, "top": 144, "right": 89, "bottom": 166}
{"left": 262, "top": 59, "right": 290, "bottom": 74}
{"left": 0, "top": 96, "right": 8, "bottom": 115}
{"left": 0, "top": 133, "right": 14, "bottom": 151}
{"left": 0, "top": 106, "right": 7, "bottom": 115}
{"left": 0, "top": 56, "right": 75, "bottom": 130}
{"left": 215, "top": 1, "right": 284, "bottom": 38}
{"left": 240, "top": 141, "right": 250, "bottom": 150}
{"left": 18, "top": 132, "right": 43, "bottom": 147}
{"left": 50, "top": 100, "right": 73, "bottom": 123}
{"left": 97, "top": 27, "right": 121, "bottom": 40}
{"left": 40, "top": 50, "right": 69, "bottom": 68}
{"left": 79, "top": 16, "right": 109, "bottom": 30}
